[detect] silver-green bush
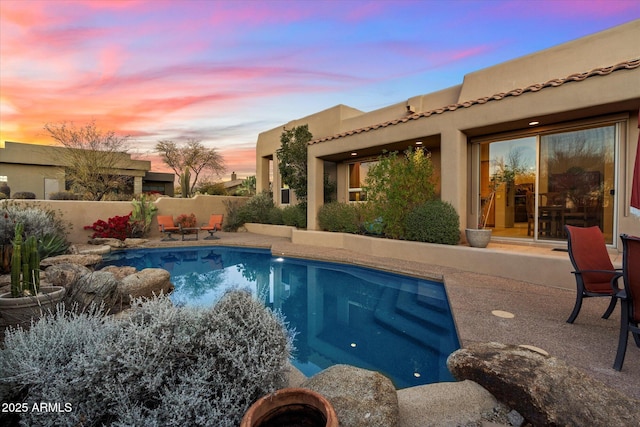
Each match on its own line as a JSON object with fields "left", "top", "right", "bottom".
{"left": 0, "top": 202, "right": 69, "bottom": 247}
{"left": 0, "top": 292, "right": 293, "bottom": 427}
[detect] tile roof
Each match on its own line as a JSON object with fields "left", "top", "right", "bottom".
{"left": 309, "top": 58, "right": 640, "bottom": 145}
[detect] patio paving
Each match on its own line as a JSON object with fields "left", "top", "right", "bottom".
{"left": 142, "top": 231, "right": 640, "bottom": 400}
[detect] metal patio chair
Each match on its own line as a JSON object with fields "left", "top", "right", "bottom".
{"left": 201, "top": 214, "right": 223, "bottom": 240}
{"left": 565, "top": 225, "right": 621, "bottom": 324}
{"left": 613, "top": 234, "right": 640, "bottom": 371}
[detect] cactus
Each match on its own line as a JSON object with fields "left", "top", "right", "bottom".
{"left": 10, "top": 222, "right": 24, "bottom": 297}
{"left": 131, "top": 194, "right": 158, "bottom": 236}
{"left": 9, "top": 222, "right": 41, "bottom": 297}
{"left": 25, "top": 235, "right": 40, "bottom": 295}
{"left": 180, "top": 167, "right": 191, "bottom": 198}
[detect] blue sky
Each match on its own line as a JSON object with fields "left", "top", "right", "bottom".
{"left": 1, "top": 0, "right": 638, "bottom": 179}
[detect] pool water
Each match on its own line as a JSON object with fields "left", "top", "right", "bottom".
{"left": 101, "top": 246, "right": 460, "bottom": 388}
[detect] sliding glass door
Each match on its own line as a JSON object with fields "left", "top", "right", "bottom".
{"left": 479, "top": 123, "right": 618, "bottom": 244}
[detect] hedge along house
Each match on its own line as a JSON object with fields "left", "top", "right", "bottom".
{"left": 256, "top": 20, "right": 640, "bottom": 248}
{"left": 0, "top": 141, "right": 175, "bottom": 199}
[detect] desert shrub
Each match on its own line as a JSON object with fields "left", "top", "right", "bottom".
{"left": 222, "top": 199, "right": 246, "bottom": 231}
{"left": 281, "top": 204, "right": 306, "bottom": 228}
{"left": 237, "top": 191, "right": 275, "bottom": 224}
{"left": 0, "top": 193, "right": 6, "bottom": 200}
{"left": 176, "top": 213, "right": 197, "bottom": 228}
{"left": 0, "top": 202, "right": 69, "bottom": 247}
{"left": 49, "top": 191, "right": 81, "bottom": 200}
{"left": 84, "top": 213, "right": 134, "bottom": 240}
{"left": 0, "top": 292, "right": 293, "bottom": 427}
{"left": 267, "top": 206, "right": 284, "bottom": 225}
{"left": 12, "top": 191, "right": 36, "bottom": 199}
{"left": 405, "top": 199, "right": 460, "bottom": 245}
{"left": 318, "top": 202, "right": 361, "bottom": 233}
{"left": 364, "top": 147, "right": 437, "bottom": 239}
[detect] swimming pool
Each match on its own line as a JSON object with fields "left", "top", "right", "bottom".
{"left": 101, "top": 246, "right": 460, "bottom": 388}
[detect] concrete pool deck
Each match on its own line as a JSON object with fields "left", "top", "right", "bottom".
{"left": 139, "top": 231, "right": 640, "bottom": 402}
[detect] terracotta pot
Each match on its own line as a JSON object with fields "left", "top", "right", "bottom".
{"left": 465, "top": 228, "right": 492, "bottom": 248}
{"left": 0, "top": 286, "right": 66, "bottom": 328}
{"left": 241, "top": 387, "right": 338, "bottom": 427}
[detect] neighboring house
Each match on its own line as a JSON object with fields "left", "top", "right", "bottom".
{"left": 256, "top": 20, "right": 640, "bottom": 248}
{"left": 0, "top": 141, "right": 174, "bottom": 198}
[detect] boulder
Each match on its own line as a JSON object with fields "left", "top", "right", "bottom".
{"left": 88, "top": 238, "right": 126, "bottom": 248}
{"left": 68, "top": 271, "right": 125, "bottom": 313}
{"left": 123, "top": 238, "right": 148, "bottom": 247}
{"left": 396, "top": 380, "right": 499, "bottom": 427}
{"left": 40, "top": 254, "right": 103, "bottom": 269}
{"left": 117, "top": 268, "right": 174, "bottom": 300}
{"left": 44, "top": 263, "right": 92, "bottom": 290}
{"left": 100, "top": 265, "right": 138, "bottom": 281}
{"left": 301, "top": 364, "right": 398, "bottom": 427}
{"left": 447, "top": 342, "right": 640, "bottom": 427}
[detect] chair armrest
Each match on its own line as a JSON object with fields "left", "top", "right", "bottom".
{"left": 610, "top": 273, "right": 625, "bottom": 295}
{"left": 571, "top": 268, "right": 622, "bottom": 275}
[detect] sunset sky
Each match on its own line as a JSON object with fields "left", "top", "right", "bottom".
{"left": 1, "top": 0, "right": 639, "bottom": 180}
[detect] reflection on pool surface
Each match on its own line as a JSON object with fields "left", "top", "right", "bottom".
{"left": 101, "top": 246, "right": 460, "bottom": 388}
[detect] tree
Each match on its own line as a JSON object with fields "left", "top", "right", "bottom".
{"left": 44, "top": 121, "right": 133, "bottom": 201}
{"left": 155, "top": 139, "right": 225, "bottom": 197}
{"left": 277, "top": 125, "right": 312, "bottom": 204}
{"left": 363, "top": 147, "right": 437, "bottom": 239}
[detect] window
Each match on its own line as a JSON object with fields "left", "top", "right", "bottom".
{"left": 348, "top": 161, "right": 376, "bottom": 202}
{"left": 479, "top": 121, "right": 619, "bottom": 244}
{"left": 281, "top": 187, "right": 290, "bottom": 205}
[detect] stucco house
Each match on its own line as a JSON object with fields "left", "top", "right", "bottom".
{"left": 0, "top": 141, "right": 174, "bottom": 198}
{"left": 256, "top": 20, "right": 640, "bottom": 248}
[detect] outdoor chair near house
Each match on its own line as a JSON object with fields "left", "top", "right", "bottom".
{"left": 157, "top": 215, "right": 180, "bottom": 241}
{"left": 613, "top": 234, "right": 640, "bottom": 371}
{"left": 565, "top": 225, "right": 620, "bottom": 324}
{"left": 201, "top": 214, "right": 224, "bottom": 240}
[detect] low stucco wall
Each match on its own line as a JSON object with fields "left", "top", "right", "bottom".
{"left": 289, "top": 229, "right": 576, "bottom": 290}
{"left": 5, "top": 195, "right": 249, "bottom": 244}
{"left": 244, "top": 223, "right": 295, "bottom": 238}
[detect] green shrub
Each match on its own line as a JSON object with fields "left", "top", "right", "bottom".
{"left": 405, "top": 200, "right": 460, "bottom": 245}
{"left": 364, "top": 148, "right": 437, "bottom": 239}
{"left": 0, "top": 292, "right": 293, "bottom": 427}
{"left": 222, "top": 199, "right": 246, "bottom": 231}
{"left": 237, "top": 191, "right": 275, "bottom": 224}
{"left": 49, "top": 191, "right": 81, "bottom": 200}
{"left": 318, "top": 202, "right": 361, "bottom": 233}
{"left": 282, "top": 204, "right": 306, "bottom": 228}
{"left": 0, "top": 192, "right": 6, "bottom": 200}
{"left": 12, "top": 191, "right": 36, "bottom": 199}
{"left": 267, "top": 206, "right": 284, "bottom": 225}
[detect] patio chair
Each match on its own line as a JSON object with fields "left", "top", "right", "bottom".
{"left": 565, "top": 225, "right": 621, "bottom": 324}
{"left": 201, "top": 214, "right": 223, "bottom": 240}
{"left": 157, "top": 215, "right": 179, "bottom": 241}
{"left": 613, "top": 234, "right": 640, "bottom": 371}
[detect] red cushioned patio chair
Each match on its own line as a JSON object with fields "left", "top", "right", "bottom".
{"left": 157, "top": 215, "right": 179, "bottom": 241}
{"left": 613, "top": 234, "right": 640, "bottom": 371}
{"left": 201, "top": 214, "right": 223, "bottom": 240}
{"left": 565, "top": 225, "right": 621, "bottom": 324}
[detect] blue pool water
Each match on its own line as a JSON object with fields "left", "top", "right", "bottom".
{"left": 101, "top": 246, "right": 460, "bottom": 388}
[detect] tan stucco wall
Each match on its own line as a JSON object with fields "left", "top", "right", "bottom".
{"left": 5, "top": 195, "right": 248, "bottom": 244}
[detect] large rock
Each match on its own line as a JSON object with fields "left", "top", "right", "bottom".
{"left": 117, "top": 268, "right": 174, "bottom": 300}
{"left": 100, "top": 265, "right": 137, "bottom": 281}
{"left": 69, "top": 271, "right": 124, "bottom": 313}
{"left": 301, "top": 364, "right": 399, "bottom": 427}
{"left": 40, "top": 254, "right": 103, "bottom": 269}
{"left": 44, "top": 263, "right": 92, "bottom": 290}
{"left": 447, "top": 342, "right": 640, "bottom": 427}
{"left": 88, "top": 238, "right": 126, "bottom": 248}
{"left": 397, "top": 380, "right": 499, "bottom": 427}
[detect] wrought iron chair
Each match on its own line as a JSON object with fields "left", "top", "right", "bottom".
{"left": 201, "top": 214, "right": 224, "bottom": 240}
{"left": 613, "top": 234, "right": 640, "bottom": 371}
{"left": 565, "top": 225, "right": 620, "bottom": 323}
{"left": 157, "top": 215, "right": 179, "bottom": 241}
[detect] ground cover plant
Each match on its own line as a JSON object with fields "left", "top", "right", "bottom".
{"left": 0, "top": 291, "right": 293, "bottom": 427}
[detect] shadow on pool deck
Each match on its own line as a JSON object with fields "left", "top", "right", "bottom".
{"left": 139, "top": 231, "right": 640, "bottom": 400}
